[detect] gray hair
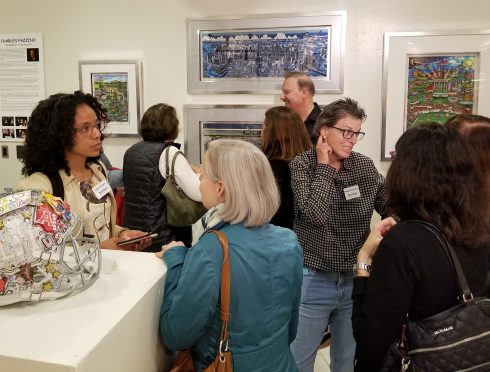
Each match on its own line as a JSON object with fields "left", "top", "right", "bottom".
{"left": 204, "top": 139, "right": 280, "bottom": 227}
{"left": 313, "top": 97, "right": 366, "bottom": 135}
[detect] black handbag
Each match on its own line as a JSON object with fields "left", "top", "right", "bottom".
{"left": 161, "top": 147, "right": 207, "bottom": 227}
{"left": 381, "top": 221, "right": 490, "bottom": 372}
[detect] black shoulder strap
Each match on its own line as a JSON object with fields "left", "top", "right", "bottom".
{"left": 413, "top": 220, "right": 474, "bottom": 302}
{"left": 46, "top": 171, "right": 64, "bottom": 199}
{"left": 46, "top": 161, "right": 107, "bottom": 200}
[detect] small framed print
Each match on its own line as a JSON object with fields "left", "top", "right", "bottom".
{"left": 79, "top": 60, "right": 142, "bottom": 136}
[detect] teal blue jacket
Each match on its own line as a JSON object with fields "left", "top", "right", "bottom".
{"left": 160, "top": 222, "right": 302, "bottom": 372}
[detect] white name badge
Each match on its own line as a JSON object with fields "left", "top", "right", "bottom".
{"left": 92, "top": 180, "right": 111, "bottom": 199}
{"left": 344, "top": 185, "right": 361, "bottom": 200}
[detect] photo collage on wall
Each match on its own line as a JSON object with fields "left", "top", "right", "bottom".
{"left": 1, "top": 116, "right": 28, "bottom": 140}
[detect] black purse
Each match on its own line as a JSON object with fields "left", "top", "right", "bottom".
{"left": 381, "top": 221, "right": 490, "bottom": 372}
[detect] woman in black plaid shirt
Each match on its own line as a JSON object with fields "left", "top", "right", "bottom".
{"left": 290, "top": 98, "right": 387, "bottom": 372}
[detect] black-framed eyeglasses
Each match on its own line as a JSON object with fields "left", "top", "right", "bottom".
{"left": 330, "top": 126, "right": 365, "bottom": 140}
{"left": 73, "top": 120, "right": 106, "bottom": 137}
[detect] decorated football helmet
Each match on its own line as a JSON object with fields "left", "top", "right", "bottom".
{"left": 0, "top": 190, "right": 100, "bottom": 306}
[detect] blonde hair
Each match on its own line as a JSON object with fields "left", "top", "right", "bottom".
{"left": 204, "top": 139, "right": 280, "bottom": 227}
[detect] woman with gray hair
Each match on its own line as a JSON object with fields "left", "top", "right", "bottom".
{"left": 290, "top": 98, "right": 387, "bottom": 372}
{"left": 157, "top": 139, "right": 303, "bottom": 372}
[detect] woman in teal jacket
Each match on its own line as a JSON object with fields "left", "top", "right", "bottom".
{"left": 157, "top": 139, "right": 303, "bottom": 372}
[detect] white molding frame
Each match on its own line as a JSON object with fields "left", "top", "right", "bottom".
{"left": 79, "top": 60, "right": 142, "bottom": 137}
{"left": 381, "top": 30, "right": 490, "bottom": 160}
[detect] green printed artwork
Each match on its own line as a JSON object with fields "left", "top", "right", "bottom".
{"left": 406, "top": 54, "right": 477, "bottom": 129}
{"left": 91, "top": 73, "right": 129, "bottom": 123}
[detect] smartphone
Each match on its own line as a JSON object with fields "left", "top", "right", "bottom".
{"left": 116, "top": 232, "right": 157, "bottom": 246}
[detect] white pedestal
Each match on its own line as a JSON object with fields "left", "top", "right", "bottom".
{"left": 0, "top": 250, "right": 170, "bottom": 372}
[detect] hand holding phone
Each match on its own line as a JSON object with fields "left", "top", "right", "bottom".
{"left": 117, "top": 232, "right": 157, "bottom": 246}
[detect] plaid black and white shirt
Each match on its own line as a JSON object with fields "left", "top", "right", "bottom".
{"left": 290, "top": 149, "right": 388, "bottom": 272}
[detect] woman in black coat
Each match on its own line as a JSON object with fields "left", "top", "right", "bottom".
{"left": 261, "top": 106, "right": 312, "bottom": 229}
{"left": 352, "top": 123, "right": 490, "bottom": 371}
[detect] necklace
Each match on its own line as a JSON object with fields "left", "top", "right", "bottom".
{"left": 71, "top": 168, "right": 93, "bottom": 183}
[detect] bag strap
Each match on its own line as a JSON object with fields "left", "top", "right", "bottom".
{"left": 413, "top": 220, "right": 474, "bottom": 303}
{"left": 47, "top": 160, "right": 107, "bottom": 200}
{"left": 208, "top": 230, "right": 231, "bottom": 360}
{"left": 170, "top": 151, "right": 185, "bottom": 179}
{"left": 165, "top": 147, "right": 185, "bottom": 182}
{"left": 165, "top": 147, "right": 171, "bottom": 178}
{"left": 46, "top": 171, "right": 64, "bottom": 199}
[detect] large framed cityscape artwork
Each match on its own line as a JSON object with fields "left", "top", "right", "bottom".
{"left": 79, "top": 60, "right": 142, "bottom": 136}
{"left": 381, "top": 30, "right": 490, "bottom": 160}
{"left": 186, "top": 12, "right": 346, "bottom": 94}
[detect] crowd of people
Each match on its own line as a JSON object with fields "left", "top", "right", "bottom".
{"left": 10, "top": 71, "right": 490, "bottom": 372}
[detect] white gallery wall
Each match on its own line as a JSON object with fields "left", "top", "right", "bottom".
{"left": 1, "top": 0, "right": 490, "bottom": 191}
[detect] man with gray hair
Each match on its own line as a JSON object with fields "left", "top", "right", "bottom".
{"left": 280, "top": 71, "right": 321, "bottom": 143}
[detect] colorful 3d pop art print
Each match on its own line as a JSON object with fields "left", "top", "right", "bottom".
{"left": 79, "top": 60, "right": 142, "bottom": 136}
{"left": 91, "top": 72, "right": 130, "bottom": 122}
{"left": 405, "top": 54, "right": 478, "bottom": 129}
{"left": 187, "top": 12, "right": 345, "bottom": 94}
{"left": 381, "top": 30, "right": 490, "bottom": 160}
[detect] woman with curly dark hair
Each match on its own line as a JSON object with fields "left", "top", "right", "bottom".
{"left": 17, "top": 91, "right": 150, "bottom": 250}
{"left": 352, "top": 123, "right": 490, "bottom": 371}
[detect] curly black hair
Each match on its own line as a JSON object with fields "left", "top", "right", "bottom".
{"left": 21, "top": 91, "right": 108, "bottom": 176}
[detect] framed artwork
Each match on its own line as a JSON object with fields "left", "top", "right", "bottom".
{"left": 16, "top": 145, "right": 26, "bottom": 160}
{"left": 184, "top": 105, "right": 270, "bottom": 164}
{"left": 187, "top": 12, "right": 346, "bottom": 94}
{"left": 381, "top": 30, "right": 490, "bottom": 160}
{"left": 79, "top": 60, "right": 142, "bottom": 136}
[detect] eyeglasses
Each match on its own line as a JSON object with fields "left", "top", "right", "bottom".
{"left": 330, "top": 126, "right": 365, "bottom": 140}
{"left": 73, "top": 121, "right": 106, "bottom": 137}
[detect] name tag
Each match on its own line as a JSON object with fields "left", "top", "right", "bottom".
{"left": 92, "top": 180, "right": 111, "bottom": 199}
{"left": 344, "top": 185, "right": 361, "bottom": 200}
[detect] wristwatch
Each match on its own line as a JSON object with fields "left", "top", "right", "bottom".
{"left": 353, "top": 262, "right": 372, "bottom": 274}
